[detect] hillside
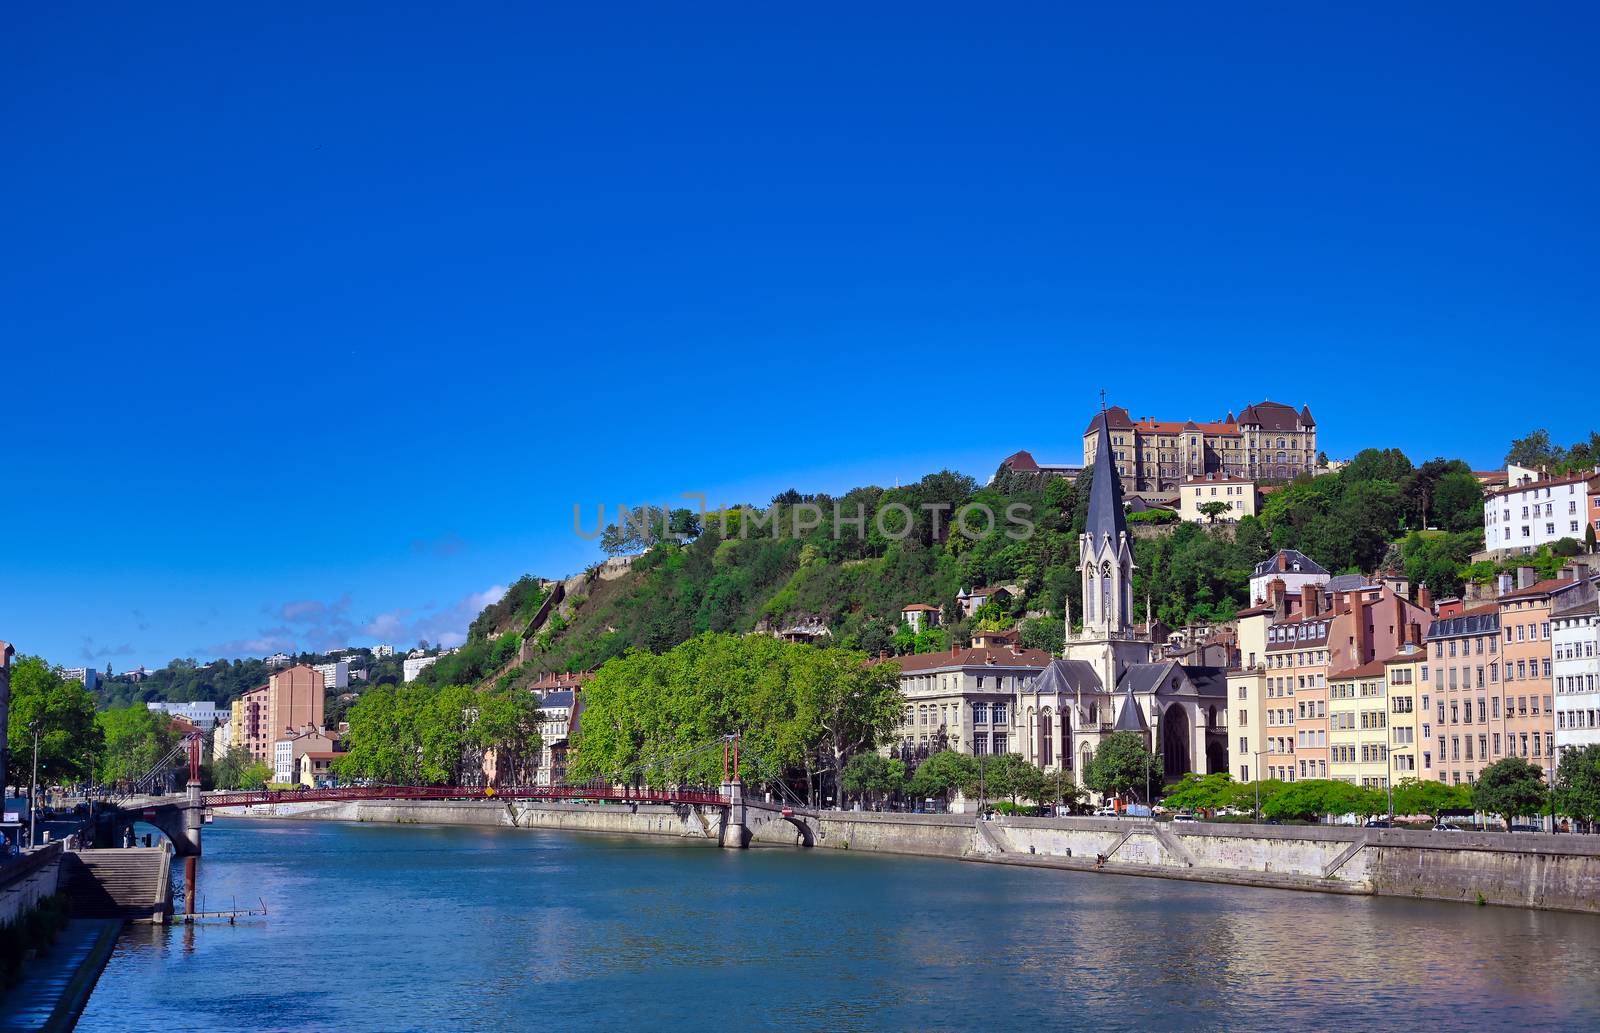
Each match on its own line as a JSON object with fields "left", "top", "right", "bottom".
{"left": 488, "top": 446, "right": 1510, "bottom": 681}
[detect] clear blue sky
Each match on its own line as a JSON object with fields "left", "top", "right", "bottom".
{"left": 3, "top": 3, "right": 1595, "bottom": 671}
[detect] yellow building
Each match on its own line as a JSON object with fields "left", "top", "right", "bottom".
{"left": 1231, "top": 605, "right": 1271, "bottom": 783}
{"left": 1383, "top": 644, "right": 1430, "bottom": 784}
{"left": 1178, "top": 474, "right": 1257, "bottom": 524}
{"left": 1327, "top": 659, "right": 1390, "bottom": 789}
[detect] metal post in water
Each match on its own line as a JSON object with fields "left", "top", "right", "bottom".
{"left": 185, "top": 856, "right": 197, "bottom": 916}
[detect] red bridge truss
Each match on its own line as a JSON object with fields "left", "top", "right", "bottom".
{"left": 202, "top": 784, "right": 729, "bottom": 809}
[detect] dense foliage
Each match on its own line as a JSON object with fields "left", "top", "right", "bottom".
{"left": 1472, "top": 757, "right": 1548, "bottom": 828}
{"left": 4, "top": 656, "right": 102, "bottom": 788}
{"left": 94, "top": 706, "right": 183, "bottom": 786}
{"left": 568, "top": 633, "right": 903, "bottom": 802}
{"left": 335, "top": 682, "right": 544, "bottom": 786}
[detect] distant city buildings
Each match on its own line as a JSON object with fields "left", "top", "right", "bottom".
{"left": 147, "top": 700, "right": 220, "bottom": 728}
{"left": 899, "top": 603, "right": 940, "bottom": 634}
{"left": 313, "top": 660, "right": 349, "bottom": 692}
{"left": 231, "top": 685, "right": 271, "bottom": 764}
{"left": 372, "top": 644, "right": 395, "bottom": 658}
{"left": 273, "top": 725, "right": 341, "bottom": 784}
{"left": 264, "top": 652, "right": 294, "bottom": 668}
{"left": 59, "top": 667, "right": 101, "bottom": 693}
{"left": 1553, "top": 597, "right": 1600, "bottom": 754}
{"left": 403, "top": 655, "right": 438, "bottom": 682}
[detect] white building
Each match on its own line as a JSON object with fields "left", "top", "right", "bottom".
{"left": 534, "top": 690, "right": 575, "bottom": 787}
{"left": 1484, "top": 466, "right": 1598, "bottom": 558}
{"left": 273, "top": 727, "right": 340, "bottom": 784}
{"left": 1177, "top": 474, "right": 1256, "bottom": 524}
{"left": 264, "top": 652, "right": 294, "bottom": 668}
{"left": 212, "top": 720, "right": 233, "bottom": 759}
{"left": 403, "top": 655, "right": 438, "bottom": 682}
{"left": 1553, "top": 597, "right": 1600, "bottom": 754}
{"left": 59, "top": 667, "right": 101, "bottom": 693}
{"left": 372, "top": 644, "right": 395, "bottom": 658}
{"left": 313, "top": 660, "right": 349, "bottom": 692}
{"left": 1248, "top": 549, "right": 1329, "bottom": 606}
{"left": 147, "top": 700, "right": 220, "bottom": 727}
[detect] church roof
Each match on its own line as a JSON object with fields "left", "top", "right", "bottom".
{"left": 1112, "top": 692, "right": 1147, "bottom": 731}
{"left": 1032, "top": 659, "right": 1104, "bottom": 696}
{"left": 1086, "top": 411, "right": 1128, "bottom": 544}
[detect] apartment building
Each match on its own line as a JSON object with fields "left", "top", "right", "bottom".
{"left": 1177, "top": 474, "right": 1257, "bottom": 524}
{"left": 1230, "top": 605, "right": 1270, "bottom": 783}
{"left": 267, "top": 664, "right": 325, "bottom": 743}
{"left": 1384, "top": 644, "right": 1430, "bottom": 783}
{"left": 1262, "top": 579, "right": 1432, "bottom": 782}
{"left": 1423, "top": 603, "right": 1502, "bottom": 786}
{"left": 1084, "top": 401, "right": 1317, "bottom": 493}
{"left": 1553, "top": 598, "right": 1600, "bottom": 753}
{"left": 312, "top": 660, "right": 349, "bottom": 692}
{"left": 1483, "top": 466, "right": 1599, "bottom": 558}
{"left": 147, "top": 700, "right": 220, "bottom": 727}
{"left": 231, "top": 684, "right": 271, "bottom": 764}
{"left": 1327, "top": 659, "right": 1392, "bottom": 790}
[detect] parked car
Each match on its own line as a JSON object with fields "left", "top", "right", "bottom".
{"left": 1092, "top": 807, "right": 1118, "bottom": 817}
{"left": 1171, "top": 813, "right": 1199, "bottom": 823}
{"left": 1432, "top": 824, "right": 1460, "bottom": 832}
{"left": 1508, "top": 823, "right": 1540, "bottom": 833}
{"left": 1363, "top": 819, "right": 1392, "bottom": 828}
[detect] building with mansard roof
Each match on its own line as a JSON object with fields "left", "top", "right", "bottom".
{"left": 1082, "top": 400, "right": 1318, "bottom": 493}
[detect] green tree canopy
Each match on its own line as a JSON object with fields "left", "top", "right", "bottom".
{"left": 1392, "top": 777, "right": 1473, "bottom": 822}
{"left": 1552, "top": 744, "right": 1600, "bottom": 825}
{"left": 1472, "top": 757, "right": 1547, "bottom": 829}
{"left": 1083, "top": 731, "right": 1162, "bottom": 802}
{"left": 5, "top": 656, "right": 102, "bottom": 788}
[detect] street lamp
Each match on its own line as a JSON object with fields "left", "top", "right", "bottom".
{"left": 1252, "top": 749, "right": 1271, "bottom": 820}
{"left": 28, "top": 719, "right": 41, "bottom": 849}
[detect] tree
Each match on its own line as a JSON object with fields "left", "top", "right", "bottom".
{"left": 1393, "top": 777, "right": 1472, "bottom": 823}
{"left": 95, "top": 706, "right": 182, "bottom": 786}
{"left": 1473, "top": 757, "right": 1547, "bottom": 829}
{"left": 1197, "top": 501, "right": 1231, "bottom": 524}
{"left": 906, "top": 751, "right": 977, "bottom": 807}
{"left": 1018, "top": 617, "right": 1065, "bottom": 655}
{"left": 1260, "top": 779, "right": 1380, "bottom": 822}
{"left": 1083, "top": 731, "right": 1162, "bottom": 803}
{"left": 1552, "top": 744, "right": 1600, "bottom": 826}
{"left": 5, "top": 657, "right": 102, "bottom": 789}
{"left": 1431, "top": 470, "right": 1485, "bottom": 532}
{"left": 1506, "top": 429, "right": 1560, "bottom": 469}
{"left": 982, "top": 753, "right": 1046, "bottom": 805}
{"left": 1159, "top": 772, "right": 1243, "bottom": 813}
{"left": 841, "top": 753, "right": 903, "bottom": 806}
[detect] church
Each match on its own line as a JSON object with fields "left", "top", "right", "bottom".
{"left": 1026, "top": 410, "right": 1230, "bottom": 797}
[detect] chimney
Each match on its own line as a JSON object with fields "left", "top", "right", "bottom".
{"left": 1517, "top": 566, "right": 1536, "bottom": 590}
{"left": 1497, "top": 572, "right": 1514, "bottom": 597}
{"left": 1301, "top": 584, "right": 1319, "bottom": 617}
{"left": 1407, "top": 621, "right": 1422, "bottom": 646}
{"left": 951, "top": 643, "right": 960, "bottom": 657}
{"left": 1277, "top": 552, "right": 1288, "bottom": 572}
{"left": 1353, "top": 599, "right": 1371, "bottom": 662}
{"left": 1418, "top": 584, "right": 1432, "bottom": 612}
{"left": 1334, "top": 591, "right": 1348, "bottom": 614}
{"left": 1270, "top": 578, "right": 1288, "bottom": 618}
{"left": 1559, "top": 564, "right": 1577, "bottom": 582}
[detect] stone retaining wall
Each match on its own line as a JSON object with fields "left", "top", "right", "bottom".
{"left": 214, "top": 802, "right": 1600, "bottom": 913}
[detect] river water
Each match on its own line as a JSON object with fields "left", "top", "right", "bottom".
{"left": 77, "top": 818, "right": 1600, "bottom": 1032}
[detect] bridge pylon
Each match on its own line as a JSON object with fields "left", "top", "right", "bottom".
{"left": 720, "top": 779, "right": 746, "bottom": 849}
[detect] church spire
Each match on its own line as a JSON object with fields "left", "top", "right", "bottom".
{"left": 1086, "top": 409, "right": 1128, "bottom": 544}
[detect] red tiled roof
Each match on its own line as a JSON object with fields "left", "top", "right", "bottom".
{"left": 1498, "top": 578, "right": 1582, "bottom": 601}
{"left": 1000, "top": 450, "right": 1041, "bottom": 472}
{"left": 900, "top": 603, "right": 940, "bottom": 612}
{"left": 1330, "top": 658, "right": 1389, "bottom": 680}
{"left": 1488, "top": 470, "right": 1596, "bottom": 500}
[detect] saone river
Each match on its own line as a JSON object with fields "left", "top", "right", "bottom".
{"left": 78, "top": 819, "right": 1600, "bottom": 1032}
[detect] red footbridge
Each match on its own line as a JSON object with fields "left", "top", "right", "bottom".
{"left": 202, "top": 784, "right": 729, "bottom": 808}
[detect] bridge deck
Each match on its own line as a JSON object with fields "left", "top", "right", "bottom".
{"left": 201, "top": 785, "right": 728, "bottom": 809}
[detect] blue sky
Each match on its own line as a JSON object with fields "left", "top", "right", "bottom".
{"left": 3, "top": 3, "right": 1595, "bottom": 671}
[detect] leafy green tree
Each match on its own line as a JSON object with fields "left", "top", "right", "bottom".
{"left": 1506, "top": 429, "right": 1559, "bottom": 469}
{"left": 980, "top": 753, "right": 1047, "bottom": 805}
{"left": 1159, "top": 772, "right": 1243, "bottom": 813}
{"left": 1018, "top": 617, "right": 1065, "bottom": 655}
{"left": 237, "top": 761, "right": 274, "bottom": 789}
{"left": 5, "top": 657, "right": 102, "bottom": 788}
{"left": 1197, "top": 501, "right": 1231, "bottom": 524}
{"left": 1431, "top": 470, "right": 1485, "bottom": 532}
{"left": 1473, "top": 757, "right": 1547, "bottom": 829}
{"left": 841, "top": 752, "right": 904, "bottom": 805}
{"left": 1260, "top": 780, "right": 1382, "bottom": 822}
{"left": 95, "top": 706, "right": 182, "bottom": 786}
{"left": 906, "top": 750, "right": 977, "bottom": 807}
{"left": 1083, "top": 731, "right": 1162, "bottom": 803}
{"left": 1552, "top": 744, "right": 1600, "bottom": 825}
{"left": 1392, "top": 777, "right": 1473, "bottom": 823}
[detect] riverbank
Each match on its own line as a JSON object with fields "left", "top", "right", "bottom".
{"left": 216, "top": 798, "right": 1600, "bottom": 914}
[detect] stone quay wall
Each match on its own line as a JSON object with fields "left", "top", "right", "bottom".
{"left": 0, "top": 841, "right": 63, "bottom": 926}
{"left": 215, "top": 801, "right": 1600, "bottom": 914}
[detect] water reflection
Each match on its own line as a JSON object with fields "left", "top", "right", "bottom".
{"left": 76, "top": 819, "right": 1600, "bottom": 1032}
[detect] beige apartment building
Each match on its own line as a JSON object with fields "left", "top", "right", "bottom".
{"left": 1084, "top": 401, "right": 1317, "bottom": 493}
{"left": 1327, "top": 659, "right": 1391, "bottom": 790}
{"left": 1383, "top": 645, "right": 1430, "bottom": 784}
{"left": 268, "top": 664, "right": 325, "bottom": 744}
{"left": 231, "top": 684, "right": 271, "bottom": 764}
{"left": 1230, "top": 605, "right": 1270, "bottom": 783}
{"left": 1178, "top": 474, "right": 1257, "bottom": 524}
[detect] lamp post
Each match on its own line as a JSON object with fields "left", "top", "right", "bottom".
{"left": 28, "top": 719, "right": 41, "bottom": 849}
{"left": 1252, "top": 749, "right": 1271, "bottom": 820}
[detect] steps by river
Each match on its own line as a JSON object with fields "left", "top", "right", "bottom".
{"left": 60, "top": 849, "right": 171, "bottom": 923}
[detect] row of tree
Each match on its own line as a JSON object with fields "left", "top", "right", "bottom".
{"left": 335, "top": 682, "right": 545, "bottom": 785}
{"left": 568, "top": 633, "right": 904, "bottom": 804}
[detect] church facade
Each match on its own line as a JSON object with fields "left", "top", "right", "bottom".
{"left": 1029, "top": 410, "right": 1230, "bottom": 797}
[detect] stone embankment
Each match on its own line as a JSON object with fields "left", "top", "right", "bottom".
{"left": 217, "top": 800, "right": 1600, "bottom": 914}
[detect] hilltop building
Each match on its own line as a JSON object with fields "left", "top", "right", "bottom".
{"left": 1084, "top": 401, "right": 1318, "bottom": 494}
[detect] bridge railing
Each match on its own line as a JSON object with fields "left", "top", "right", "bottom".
{"left": 203, "top": 784, "right": 728, "bottom": 809}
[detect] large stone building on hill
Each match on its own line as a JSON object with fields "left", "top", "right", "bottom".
{"left": 1083, "top": 400, "right": 1318, "bottom": 493}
